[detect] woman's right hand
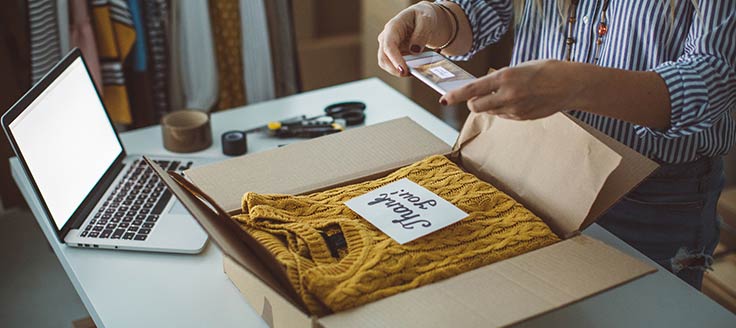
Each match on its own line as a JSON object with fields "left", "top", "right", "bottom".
{"left": 377, "top": 2, "right": 453, "bottom": 77}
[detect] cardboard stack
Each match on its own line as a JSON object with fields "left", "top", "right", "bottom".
{"left": 704, "top": 188, "right": 736, "bottom": 314}
{"left": 149, "top": 113, "right": 661, "bottom": 327}
{"left": 716, "top": 188, "right": 736, "bottom": 252}
{"left": 71, "top": 317, "right": 96, "bottom": 328}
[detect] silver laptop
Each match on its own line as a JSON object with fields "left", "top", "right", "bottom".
{"left": 2, "top": 49, "right": 208, "bottom": 254}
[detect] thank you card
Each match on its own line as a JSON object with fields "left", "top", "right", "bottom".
{"left": 345, "top": 178, "right": 468, "bottom": 244}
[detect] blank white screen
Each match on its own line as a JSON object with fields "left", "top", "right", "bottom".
{"left": 9, "top": 58, "right": 122, "bottom": 229}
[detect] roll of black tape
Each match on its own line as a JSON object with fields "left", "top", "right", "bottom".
{"left": 221, "top": 130, "right": 247, "bottom": 156}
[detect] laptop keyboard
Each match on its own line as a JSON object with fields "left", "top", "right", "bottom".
{"left": 79, "top": 159, "right": 192, "bottom": 241}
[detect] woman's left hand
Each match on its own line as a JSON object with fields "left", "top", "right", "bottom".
{"left": 441, "top": 59, "right": 585, "bottom": 120}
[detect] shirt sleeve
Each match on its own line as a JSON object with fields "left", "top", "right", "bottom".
{"left": 636, "top": 1, "right": 736, "bottom": 139}
{"left": 442, "top": 0, "right": 513, "bottom": 61}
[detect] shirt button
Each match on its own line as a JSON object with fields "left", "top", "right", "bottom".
{"left": 583, "top": 16, "right": 589, "bottom": 25}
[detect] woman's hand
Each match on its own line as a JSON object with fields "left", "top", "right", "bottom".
{"left": 441, "top": 60, "right": 585, "bottom": 120}
{"left": 377, "top": 2, "right": 453, "bottom": 77}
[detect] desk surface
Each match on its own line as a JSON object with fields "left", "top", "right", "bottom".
{"left": 11, "top": 78, "right": 735, "bottom": 328}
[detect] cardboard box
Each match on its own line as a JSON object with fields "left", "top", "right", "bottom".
{"left": 71, "top": 317, "right": 96, "bottom": 328}
{"left": 149, "top": 113, "right": 659, "bottom": 327}
{"left": 717, "top": 188, "right": 736, "bottom": 249}
{"left": 297, "top": 34, "right": 361, "bottom": 91}
{"left": 703, "top": 253, "right": 736, "bottom": 314}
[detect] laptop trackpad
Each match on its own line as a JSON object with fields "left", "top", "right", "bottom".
{"left": 168, "top": 200, "right": 190, "bottom": 215}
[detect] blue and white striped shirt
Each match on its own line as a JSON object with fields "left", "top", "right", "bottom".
{"left": 450, "top": 0, "right": 736, "bottom": 164}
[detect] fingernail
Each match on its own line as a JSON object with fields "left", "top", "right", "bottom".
{"left": 410, "top": 45, "right": 422, "bottom": 53}
{"left": 439, "top": 98, "right": 448, "bottom": 105}
{"left": 397, "top": 66, "right": 405, "bottom": 75}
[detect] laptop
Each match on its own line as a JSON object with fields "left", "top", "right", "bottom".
{"left": 2, "top": 48, "right": 208, "bottom": 254}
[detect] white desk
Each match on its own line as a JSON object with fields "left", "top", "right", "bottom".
{"left": 11, "top": 79, "right": 736, "bottom": 327}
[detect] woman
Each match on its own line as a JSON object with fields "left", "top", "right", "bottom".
{"left": 377, "top": 0, "right": 735, "bottom": 289}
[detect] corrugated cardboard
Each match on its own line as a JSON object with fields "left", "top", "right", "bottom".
{"left": 316, "top": 235, "right": 652, "bottom": 328}
{"left": 703, "top": 253, "right": 736, "bottom": 314}
{"left": 184, "top": 118, "right": 452, "bottom": 213}
{"left": 717, "top": 188, "right": 736, "bottom": 249}
{"left": 144, "top": 159, "right": 307, "bottom": 312}
{"left": 150, "top": 114, "right": 660, "bottom": 327}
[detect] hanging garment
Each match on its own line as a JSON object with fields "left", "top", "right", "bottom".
{"left": 28, "top": 0, "right": 62, "bottom": 84}
{"left": 262, "top": 0, "right": 300, "bottom": 97}
{"left": 56, "top": 0, "right": 70, "bottom": 54}
{"left": 239, "top": 0, "right": 275, "bottom": 103}
{"left": 175, "top": 0, "right": 218, "bottom": 112}
{"left": 1, "top": 0, "right": 32, "bottom": 208}
{"left": 69, "top": 0, "right": 102, "bottom": 92}
{"left": 90, "top": 0, "right": 136, "bottom": 125}
{"left": 125, "top": 0, "right": 156, "bottom": 128}
{"left": 208, "top": 0, "right": 246, "bottom": 110}
{"left": 167, "top": 0, "right": 184, "bottom": 112}
{"left": 142, "top": 0, "right": 170, "bottom": 119}
{"left": 232, "top": 155, "right": 561, "bottom": 315}
{"left": 127, "top": 0, "right": 146, "bottom": 72}
{"left": 125, "top": 72, "right": 155, "bottom": 127}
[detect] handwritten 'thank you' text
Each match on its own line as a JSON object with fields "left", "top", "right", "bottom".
{"left": 368, "top": 189, "right": 437, "bottom": 229}
{"left": 345, "top": 178, "right": 468, "bottom": 244}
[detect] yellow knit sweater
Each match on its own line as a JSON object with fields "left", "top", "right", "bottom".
{"left": 231, "top": 155, "right": 560, "bottom": 316}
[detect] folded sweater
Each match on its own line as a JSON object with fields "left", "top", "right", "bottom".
{"left": 231, "top": 155, "right": 560, "bottom": 316}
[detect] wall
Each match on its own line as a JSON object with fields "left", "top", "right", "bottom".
{"left": 292, "top": 0, "right": 362, "bottom": 91}
{"left": 293, "top": 0, "right": 515, "bottom": 130}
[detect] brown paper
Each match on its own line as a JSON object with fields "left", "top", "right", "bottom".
{"left": 565, "top": 115, "right": 660, "bottom": 229}
{"left": 457, "top": 112, "right": 622, "bottom": 237}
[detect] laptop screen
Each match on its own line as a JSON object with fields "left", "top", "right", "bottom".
{"left": 8, "top": 57, "right": 123, "bottom": 229}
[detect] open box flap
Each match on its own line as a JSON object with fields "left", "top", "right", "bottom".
{"left": 185, "top": 117, "right": 453, "bottom": 213}
{"left": 317, "top": 235, "right": 656, "bottom": 328}
{"left": 565, "top": 115, "right": 660, "bottom": 229}
{"left": 454, "top": 112, "right": 658, "bottom": 237}
{"left": 142, "top": 157, "right": 309, "bottom": 313}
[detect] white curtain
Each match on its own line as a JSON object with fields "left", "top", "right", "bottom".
{"left": 176, "top": 0, "right": 218, "bottom": 112}
{"left": 240, "top": 0, "right": 276, "bottom": 103}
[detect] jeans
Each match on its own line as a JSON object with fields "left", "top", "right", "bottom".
{"left": 597, "top": 156, "right": 724, "bottom": 290}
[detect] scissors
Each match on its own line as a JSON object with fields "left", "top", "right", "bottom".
{"left": 263, "top": 101, "right": 367, "bottom": 138}
{"left": 244, "top": 101, "right": 367, "bottom": 134}
{"left": 319, "top": 101, "right": 366, "bottom": 126}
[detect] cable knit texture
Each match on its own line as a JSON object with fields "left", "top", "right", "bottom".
{"left": 231, "top": 155, "right": 560, "bottom": 316}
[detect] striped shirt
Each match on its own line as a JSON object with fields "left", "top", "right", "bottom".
{"left": 449, "top": 0, "right": 736, "bottom": 164}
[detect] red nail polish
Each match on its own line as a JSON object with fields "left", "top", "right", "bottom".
{"left": 397, "top": 66, "right": 405, "bottom": 75}
{"left": 410, "top": 45, "right": 422, "bottom": 53}
{"left": 440, "top": 99, "right": 448, "bottom": 105}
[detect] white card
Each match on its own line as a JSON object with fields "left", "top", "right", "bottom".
{"left": 429, "top": 66, "right": 455, "bottom": 79}
{"left": 344, "top": 178, "right": 468, "bottom": 244}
